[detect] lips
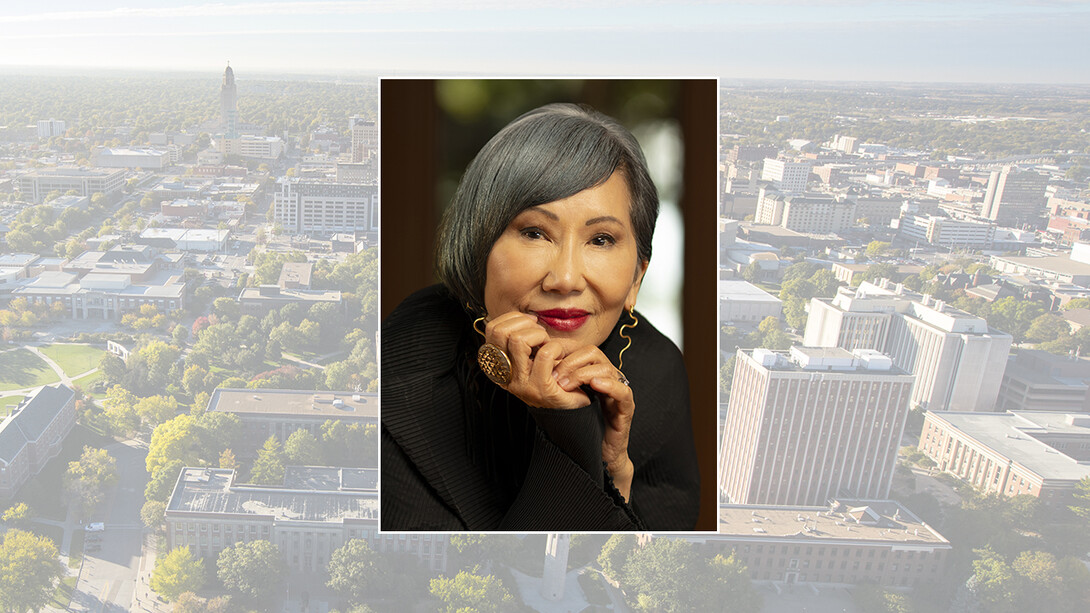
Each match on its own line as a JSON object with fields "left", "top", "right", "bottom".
{"left": 535, "top": 308, "right": 590, "bottom": 332}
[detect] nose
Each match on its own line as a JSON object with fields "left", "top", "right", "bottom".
{"left": 541, "top": 240, "right": 586, "bottom": 294}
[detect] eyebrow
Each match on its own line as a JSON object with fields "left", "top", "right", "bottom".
{"left": 524, "top": 206, "right": 624, "bottom": 227}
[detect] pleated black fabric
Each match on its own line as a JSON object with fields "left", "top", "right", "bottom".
{"left": 380, "top": 285, "right": 700, "bottom": 531}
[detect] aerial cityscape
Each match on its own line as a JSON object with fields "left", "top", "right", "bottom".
{"left": 1, "top": 5, "right": 1090, "bottom": 611}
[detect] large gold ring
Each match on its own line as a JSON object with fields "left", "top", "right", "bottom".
{"left": 477, "top": 343, "right": 512, "bottom": 386}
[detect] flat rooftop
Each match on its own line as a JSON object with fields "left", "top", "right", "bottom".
{"left": 238, "top": 287, "right": 341, "bottom": 302}
{"left": 718, "top": 499, "right": 948, "bottom": 546}
{"left": 931, "top": 411, "right": 1090, "bottom": 482}
{"left": 167, "top": 467, "right": 377, "bottom": 522}
{"left": 283, "top": 466, "right": 377, "bottom": 491}
{"left": 994, "top": 254, "right": 1090, "bottom": 278}
{"left": 719, "top": 279, "right": 782, "bottom": 303}
{"left": 208, "top": 388, "right": 377, "bottom": 420}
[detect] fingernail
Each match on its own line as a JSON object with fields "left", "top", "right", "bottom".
{"left": 558, "top": 377, "right": 570, "bottom": 388}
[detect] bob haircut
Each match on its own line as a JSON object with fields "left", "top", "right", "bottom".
{"left": 436, "top": 103, "right": 660, "bottom": 315}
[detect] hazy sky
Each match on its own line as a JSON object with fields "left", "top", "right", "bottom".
{"left": 1, "top": 1, "right": 1088, "bottom": 83}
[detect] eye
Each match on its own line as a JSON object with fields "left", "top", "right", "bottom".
{"left": 519, "top": 227, "right": 545, "bottom": 240}
{"left": 589, "top": 233, "right": 616, "bottom": 247}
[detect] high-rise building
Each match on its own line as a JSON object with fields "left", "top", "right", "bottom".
{"left": 273, "top": 178, "right": 378, "bottom": 235}
{"left": 37, "top": 119, "right": 66, "bottom": 139}
{"left": 220, "top": 63, "right": 239, "bottom": 138}
{"left": 981, "top": 166, "right": 1048, "bottom": 228}
{"left": 804, "top": 281, "right": 1013, "bottom": 412}
{"left": 760, "top": 158, "right": 812, "bottom": 193}
{"left": 755, "top": 191, "right": 854, "bottom": 233}
{"left": 350, "top": 116, "right": 377, "bottom": 163}
{"left": 720, "top": 346, "right": 915, "bottom": 505}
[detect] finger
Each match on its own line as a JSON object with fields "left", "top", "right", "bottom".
{"left": 560, "top": 361, "right": 627, "bottom": 394}
{"left": 588, "top": 375, "right": 636, "bottom": 422}
{"left": 528, "top": 341, "right": 566, "bottom": 392}
{"left": 485, "top": 313, "right": 546, "bottom": 383}
{"left": 553, "top": 346, "right": 613, "bottom": 389}
{"left": 506, "top": 325, "right": 549, "bottom": 382}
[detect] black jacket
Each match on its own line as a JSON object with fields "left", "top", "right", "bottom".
{"left": 381, "top": 285, "right": 700, "bottom": 531}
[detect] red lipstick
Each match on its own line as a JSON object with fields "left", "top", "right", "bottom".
{"left": 535, "top": 308, "right": 589, "bottom": 332}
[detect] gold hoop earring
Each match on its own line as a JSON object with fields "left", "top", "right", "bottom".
{"left": 618, "top": 307, "right": 638, "bottom": 372}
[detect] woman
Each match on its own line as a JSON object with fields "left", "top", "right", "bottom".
{"left": 381, "top": 103, "right": 699, "bottom": 531}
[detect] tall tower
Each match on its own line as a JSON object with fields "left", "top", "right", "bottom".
{"left": 540, "top": 533, "right": 570, "bottom": 601}
{"left": 720, "top": 347, "right": 915, "bottom": 506}
{"left": 220, "top": 63, "right": 239, "bottom": 138}
{"left": 981, "top": 166, "right": 1048, "bottom": 228}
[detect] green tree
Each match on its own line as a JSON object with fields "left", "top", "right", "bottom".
{"left": 216, "top": 540, "right": 286, "bottom": 602}
{"left": 63, "top": 446, "right": 118, "bottom": 518}
{"left": 145, "top": 460, "right": 184, "bottom": 503}
{"left": 2, "top": 503, "right": 33, "bottom": 528}
{"left": 102, "top": 384, "right": 140, "bottom": 436}
{"left": 0, "top": 530, "right": 64, "bottom": 613}
{"left": 1024, "top": 314, "right": 1071, "bottom": 344}
{"left": 146, "top": 414, "right": 200, "bottom": 476}
{"left": 172, "top": 592, "right": 234, "bottom": 613}
{"left": 135, "top": 395, "right": 179, "bottom": 429}
{"left": 705, "top": 553, "right": 761, "bottom": 613}
{"left": 429, "top": 570, "right": 515, "bottom": 613}
{"left": 1071, "top": 476, "right": 1090, "bottom": 523}
{"left": 141, "top": 500, "right": 166, "bottom": 528}
{"left": 597, "top": 533, "right": 636, "bottom": 580}
{"left": 866, "top": 240, "right": 891, "bottom": 258}
{"left": 622, "top": 538, "right": 705, "bottom": 612}
{"left": 720, "top": 355, "right": 737, "bottom": 395}
{"left": 970, "top": 546, "right": 1017, "bottom": 613}
{"left": 327, "top": 539, "right": 385, "bottom": 604}
{"left": 249, "top": 436, "right": 285, "bottom": 484}
{"left": 283, "top": 429, "right": 321, "bottom": 466}
{"left": 151, "top": 547, "right": 205, "bottom": 602}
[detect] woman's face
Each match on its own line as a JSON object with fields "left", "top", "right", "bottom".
{"left": 484, "top": 171, "right": 648, "bottom": 355}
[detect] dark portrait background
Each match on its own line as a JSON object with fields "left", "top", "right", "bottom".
{"left": 380, "top": 79, "right": 717, "bottom": 531}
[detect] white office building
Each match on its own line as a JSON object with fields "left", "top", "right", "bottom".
{"left": 804, "top": 280, "right": 1012, "bottom": 412}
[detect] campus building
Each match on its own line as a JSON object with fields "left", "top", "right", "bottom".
{"left": 755, "top": 192, "right": 854, "bottom": 234}
{"left": 804, "top": 280, "right": 1012, "bottom": 412}
{"left": 718, "top": 279, "right": 782, "bottom": 324}
{"left": 997, "top": 349, "right": 1090, "bottom": 412}
{"left": 272, "top": 179, "right": 378, "bottom": 235}
{"left": 165, "top": 466, "right": 447, "bottom": 573}
{"left": 0, "top": 385, "right": 76, "bottom": 499}
{"left": 982, "top": 166, "right": 1049, "bottom": 228}
{"left": 920, "top": 410, "right": 1090, "bottom": 506}
{"left": 17, "top": 167, "right": 126, "bottom": 203}
{"left": 237, "top": 285, "right": 342, "bottom": 317}
{"left": 684, "top": 499, "right": 951, "bottom": 589}
{"left": 720, "top": 347, "right": 914, "bottom": 506}
{"left": 205, "top": 388, "right": 376, "bottom": 446}
{"left": 760, "top": 158, "right": 812, "bottom": 193}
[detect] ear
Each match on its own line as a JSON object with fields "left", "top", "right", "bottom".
{"left": 625, "top": 260, "right": 649, "bottom": 311}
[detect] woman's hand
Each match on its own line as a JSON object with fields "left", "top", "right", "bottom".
{"left": 553, "top": 348, "right": 635, "bottom": 501}
{"left": 484, "top": 312, "right": 636, "bottom": 501}
{"left": 483, "top": 312, "right": 590, "bottom": 409}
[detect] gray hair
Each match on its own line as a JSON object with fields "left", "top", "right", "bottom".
{"left": 436, "top": 103, "right": 659, "bottom": 314}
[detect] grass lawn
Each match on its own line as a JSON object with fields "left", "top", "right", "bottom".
{"left": 50, "top": 575, "right": 77, "bottom": 610}
{"left": 69, "top": 530, "right": 84, "bottom": 568}
{"left": 0, "top": 348, "right": 61, "bottom": 392}
{"left": 0, "top": 394, "right": 25, "bottom": 417}
{"left": 71, "top": 370, "right": 106, "bottom": 398}
{"left": 38, "top": 344, "right": 106, "bottom": 377}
